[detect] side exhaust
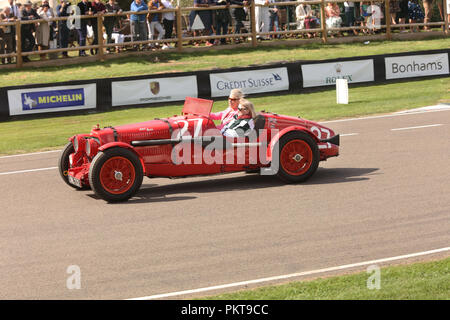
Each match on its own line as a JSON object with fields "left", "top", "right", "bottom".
{"left": 321, "top": 134, "right": 340, "bottom": 146}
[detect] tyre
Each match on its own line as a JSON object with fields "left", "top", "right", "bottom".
{"left": 58, "top": 142, "right": 79, "bottom": 189}
{"left": 89, "top": 147, "right": 143, "bottom": 202}
{"left": 275, "top": 131, "right": 319, "bottom": 183}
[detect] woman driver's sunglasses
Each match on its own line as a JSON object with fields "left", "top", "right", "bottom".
{"left": 228, "top": 97, "right": 239, "bottom": 101}
{"left": 238, "top": 106, "right": 247, "bottom": 111}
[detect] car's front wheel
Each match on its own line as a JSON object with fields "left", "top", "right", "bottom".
{"left": 89, "top": 147, "right": 143, "bottom": 202}
{"left": 275, "top": 131, "right": 319, "bottom": 183}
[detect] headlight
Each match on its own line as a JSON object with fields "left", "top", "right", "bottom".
{"left": 73, "top": 135, "right": 85, "bottom": 153}
{"left": 86, "top": 138, "right": 99, "bottom": 157}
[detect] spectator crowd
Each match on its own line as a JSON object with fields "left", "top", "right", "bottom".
{"left": 0, "top": 0, "right": 448, "bottom": 64}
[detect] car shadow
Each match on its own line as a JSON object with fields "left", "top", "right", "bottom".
{"left": 116, "top": 167, "right": 380, "bottom": 204}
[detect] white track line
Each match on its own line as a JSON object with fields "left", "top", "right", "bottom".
{"left": 340, "top": 133, "right": 359, "bottom": 137}
{"left": 127, "top": 247, "right": 450, "bottom": 300}
{"left": 0, "top": 167, "right": 58, "bottom": 176}
{"left": 391, "top": 124, "right": 443, "bottom": 131}
{"left": 321, "top": 107, "right": 450, "bottom": 124}
{"left": 0, "top": 150, "right": 61, "bottom": 160}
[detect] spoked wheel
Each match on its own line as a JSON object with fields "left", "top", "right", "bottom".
{"left": 275, "top": 131, "right": 319, "bottom": 183}
{"left": 89, "top": 148, "right": 143, "bottom": 202}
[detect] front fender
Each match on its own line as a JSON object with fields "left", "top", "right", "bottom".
{"left": 98, "top": 142, "right": 146, "bottom": 175}
{"left": 266, "top": 126, "right": 319, "bottom": 162}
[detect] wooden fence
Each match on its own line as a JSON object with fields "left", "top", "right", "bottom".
{"left": 0, "top": 0, "right": 448, "bottom": 68}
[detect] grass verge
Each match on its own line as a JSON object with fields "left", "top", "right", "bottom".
{"left": 1, "top": 38, "right": 449, "bottom": 87}
{"left": 200, "top": 257, "right": 450, "bottom": 300}
{"left": 0, "top": 77, "right": 449, "bottom": 156}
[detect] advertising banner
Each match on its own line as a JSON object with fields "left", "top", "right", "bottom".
{"left": 7, "top": 84, "right": 96, "bottom": 116}
{"left": 301, "top": 60, "right": 374, "bottom": 88}
{"left": 385, "top": 53, "right": 449, "bottom": 80}
{"left": 209, "top": 67, "right": 289, "bottom": 97}
{"left": 111, "top": 76, "right": 198, "bottom": 106}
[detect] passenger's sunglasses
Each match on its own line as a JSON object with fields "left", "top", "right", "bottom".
{"left": 238, "top": 107, "right": 247, "bottom": 111}
{"left": 228, "top": 97, "right": 239, "bottom": 101}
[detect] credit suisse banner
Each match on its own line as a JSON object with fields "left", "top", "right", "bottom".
{"left": 385, "top": 53, "right": 449, "bottom": 80}
{"left": 209, "top": 67, "right": 289, "bottom": 97}
{"left": 301, "top": 59, "right": 374, "bottom": 87}
{"left": 111, "top": 76, "right": 198, "bottom": 106}
{"left": 7, "top": 84, "right": 96, "bottom": 116}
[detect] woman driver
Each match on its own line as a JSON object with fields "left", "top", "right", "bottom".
{"left": 221, "top": 99, "right": 256, "bottom": 138}
{"left": 210, "top": 89, "right": 244, "bottom": 127}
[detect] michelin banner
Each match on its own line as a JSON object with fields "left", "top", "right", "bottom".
{"left": 301, "top": 60, "right": 374, "bottom": 88}
{"left": 8, "top": 84, "right": 96, "bottom": 116}
{"left": 385, "top": 53, "right": 449, "bottom": 80}
{"left": 209, "top": 67, "right": 289, "bottom": 97}
{"left": 111, "top": 76, "right": 198, "bottom": 106}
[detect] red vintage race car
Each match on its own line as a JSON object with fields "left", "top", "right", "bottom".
{"left": 59, "top": 97, "right": 340, "bottom": 202}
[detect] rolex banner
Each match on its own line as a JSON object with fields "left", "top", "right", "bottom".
{"left": 111, "top": 76, "right": 198, "bottom": 107}
{"left": 301, "top": 60, "right": 375, "bottom": 88}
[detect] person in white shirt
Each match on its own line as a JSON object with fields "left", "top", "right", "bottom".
{"left": 160, "top": 0, "right": 175, "bottom": 49}
{"left": 254, "top": 0, "right": 272, "bottom": 40}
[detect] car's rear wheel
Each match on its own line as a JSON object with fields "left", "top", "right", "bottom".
{"left": 58, "top": 142, "right": 80, "bottom": 189}
{"left": 89, "top": 147, "right": 143, "bottom": 202}
{"left": 275, "top": 131, "right": 319, "bottom": 183}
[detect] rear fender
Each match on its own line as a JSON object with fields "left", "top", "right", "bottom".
{"left": 98, "top": 142, "right": 146, "bottom": 175}
{"left": 266, "top": 126, "right": 320, "bottom": 161}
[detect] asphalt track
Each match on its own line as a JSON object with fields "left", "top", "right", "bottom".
{"left": 1, "top": 108, "right": 449, "bottom": 299}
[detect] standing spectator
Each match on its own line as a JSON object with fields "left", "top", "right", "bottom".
{"left": 148, "top": 0, "right": 165, "bottom": 47}
{"left": 57, "top": 0, "right": 70, "bottom": 58}
{"left": 296, "top": 2, "right": 317, "bottom": 38}
{"left": 324, "top": 2, "right": 342, "bottom": 36}
{"left": 130, "top": 0, "right": 149, "bottom": 49}
{"left": 344, "top": 1, "right": 358, "bottom": 35}
{"left": 36, "top": 4, "right": 52, "bottom": 60}
{"left": 255, "top": 0, "right": 272, "bottom": 40}
{"left": 397, "top": 0, "right": 409, "bottom": 32}
{"left": 161, "top": 0, "right": 175, "bottom": 48}
{"left": 422, "top": 0, "right": 443, "bottom": 30}
{"left": 21, "top": 0, "right": 40, "bottom": 62}
{"left": 229, "top": 0, "right": 247, "bottom": 43}
{"left": 193, "top": 0, "right": 214, "bottom": 46}
{"left": 408, "top": 0, "right": 424, "bottom": 32}
{"left": 214, "top": 0, "right": 231, "bottom": 44}
{"left": 269, "top": 2, "right": 280, "bottom": 39}
{"left": 7, "top": 0, "right": 21, "bottom": 55}
{"left": 91, "top": 0, "right": 106, "bottom": 55}
{"left": 389, "top": 0, "right": 401, "bottom": 25}
{"left": 105, "top": 0, "right": 122, "bottom": 53}
{"left": 0, "top": 7, "right": 15, "bottom": 64}
{"left": 77, "top": 0, "right": 93, "bottom": 56}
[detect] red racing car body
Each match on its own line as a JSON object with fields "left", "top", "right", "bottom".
{"left": 59, "top": 97, "right": 340, "bottom": 202}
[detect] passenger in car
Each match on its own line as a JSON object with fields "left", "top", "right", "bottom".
{"left": 221, "top": 99, "right": 256, "bottom": 138}
{"left": 210, "top": 89, "right": 244, "bottom": 127}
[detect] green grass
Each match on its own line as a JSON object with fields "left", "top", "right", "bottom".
{"left": 200, "top": 257, "right": 450, "bottom": 300}
{"left": 1, "top": 76, "right": 448, "bottom": 156}
{"left": 1, "top": 38, "right": 449, "bottom": 87}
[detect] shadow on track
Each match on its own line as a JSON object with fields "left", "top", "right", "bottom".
{"left": 97, "top": 167, "right": 379, "bottom": 204}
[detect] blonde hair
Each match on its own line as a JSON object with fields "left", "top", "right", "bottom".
{"left": 239, "top": 99, "right": 256, "bottom": 118}
{"left": 229, "top": 89, "right": 245, "bottom": 100}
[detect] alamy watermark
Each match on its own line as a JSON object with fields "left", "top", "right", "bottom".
{"left": 66, "top": 265, "right": 81, "bottom": 290}
{"left": 366, "top": 265, "right": 381, "bottom": 290}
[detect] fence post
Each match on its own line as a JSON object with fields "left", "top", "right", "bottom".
{"left": 176, "top": 6, "right": 183, "bottom": 52}
{"left": 320, "top": 0, "right": 327, "bottom": 43}
{"left": 97, "top": 13, "right": 104, "bottom": 61}
{"left": 15, "top": 20, "right": 23, "bottom": 68}
{"left": 385, "top": 0, "right": 391, "bottom": 40}
{"left": 250, "top": 1, "right": 257, "bottom": 47}
{"left": 444, "top": 0, "right": 449, "bottom": 35}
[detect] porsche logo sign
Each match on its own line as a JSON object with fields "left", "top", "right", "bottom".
{"left": 149, "top": 81, "right": 160, "bottom": 95}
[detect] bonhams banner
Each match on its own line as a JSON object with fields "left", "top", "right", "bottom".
{"left": 111, "top": 76, "right": 198, "bottom": 106}
{"left": 385, "top": 53, "right": 449, "bottom": 80}
{"left": 301, "top": 60, "right": 374, "bottom": 87}
{"left": 209, "top": 67, "right": 289, "bottom": 97}
{"left": 7, "top": 84, "right": 96, "bottom": 116}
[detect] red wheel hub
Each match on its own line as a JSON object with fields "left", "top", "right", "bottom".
{"left": 99, "top": 156, "right": 136, "bottom": 194}
{"left": 280, "top": 140, "right": 313, "bottom": 176}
